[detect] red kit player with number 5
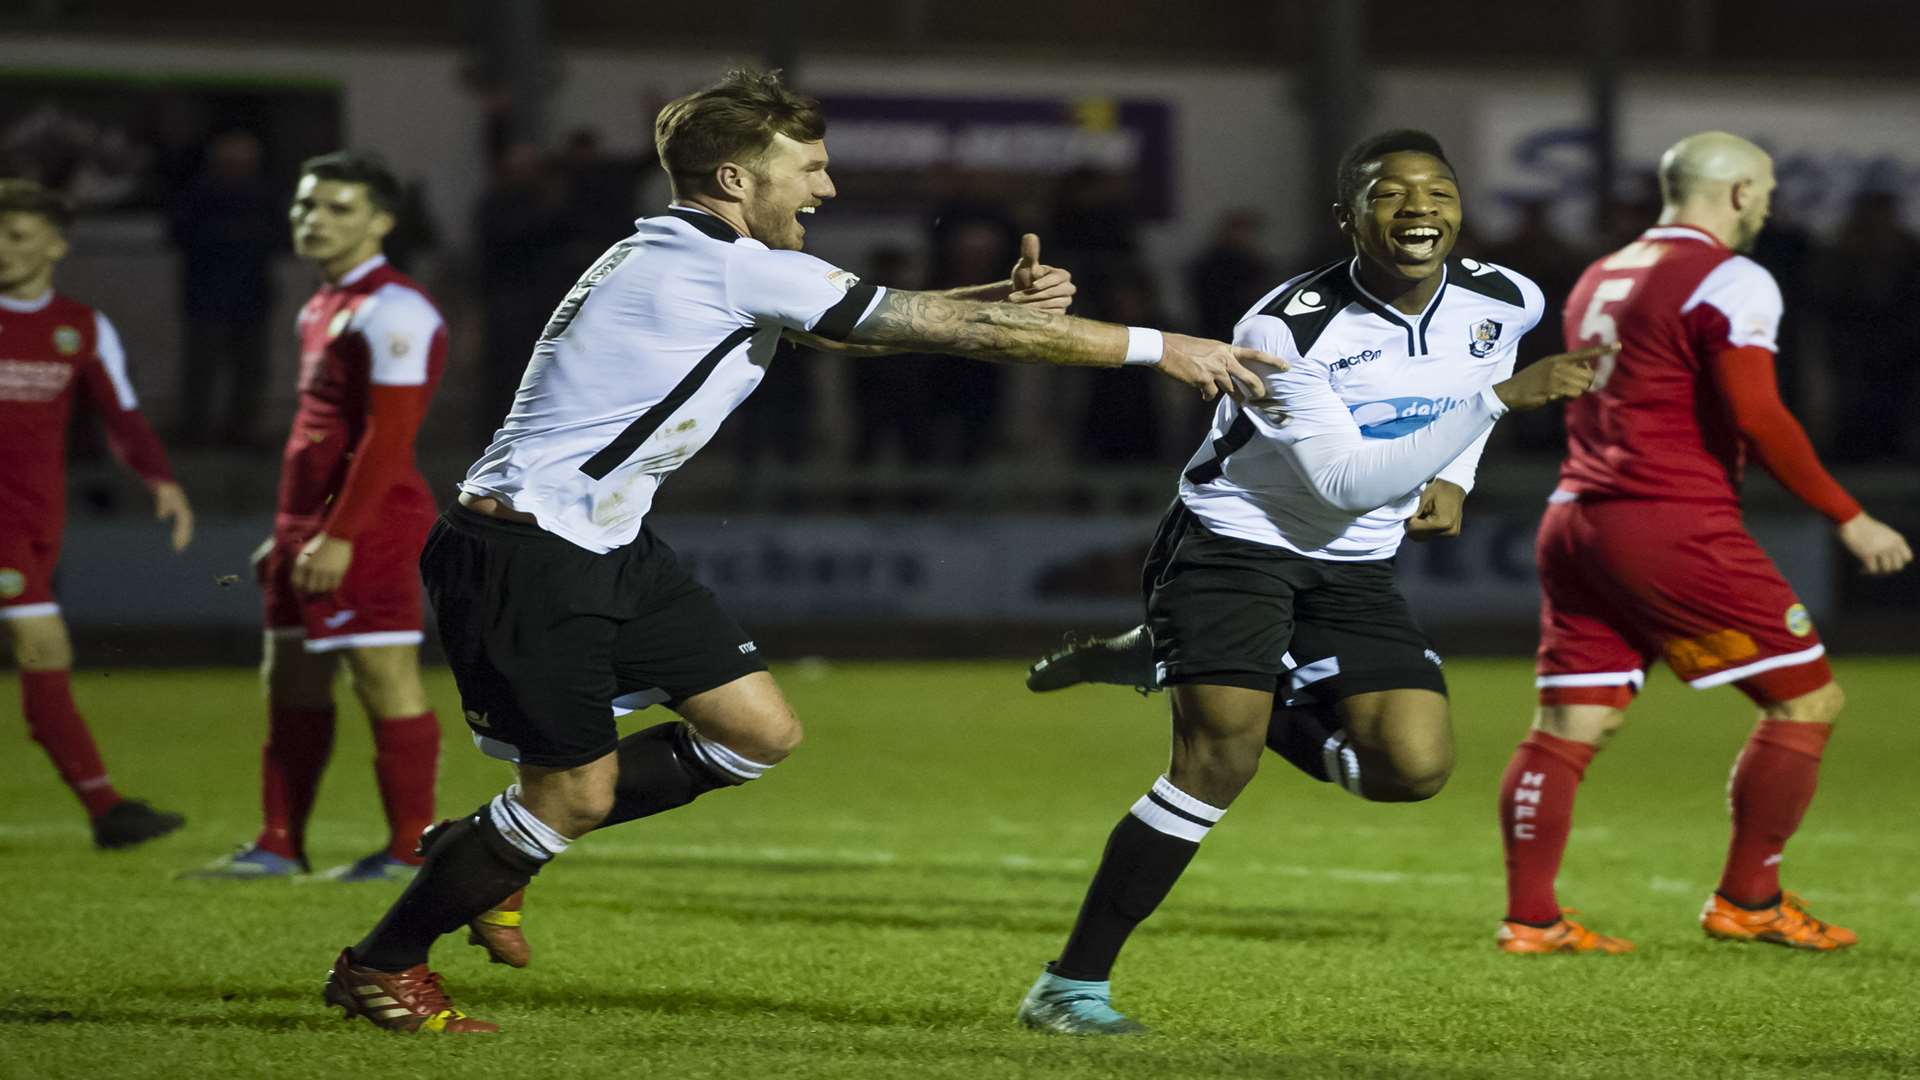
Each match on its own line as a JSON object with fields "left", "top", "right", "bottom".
{"left": 185, "top": 152, "right": 451, "bottom": 884}
{"left": 1495, "top": 132, "right": 1913, "bottom": 955}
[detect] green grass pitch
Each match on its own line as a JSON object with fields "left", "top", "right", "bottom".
{"left": 5, "top": 658, "right": 1918, "bottom": 1078}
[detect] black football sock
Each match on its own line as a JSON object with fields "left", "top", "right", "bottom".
{"left": 351, "top": 795, "right": 557, "bottom": 971}
{"left": 1265, "top": 702, "right": 1341, "bottom": 783}
{"left": 1052, "top": 776, "right": 1225, "bottom": 982}
{"left": 598, "top": 721, "right": 764, "bottom": 829}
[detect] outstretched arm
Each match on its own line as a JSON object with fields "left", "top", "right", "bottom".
{"left": 842, "top": 289, "right": 1272, "bottom": 401}
{"left": 785, "top": 234, "right": 1077, "bottom": 358}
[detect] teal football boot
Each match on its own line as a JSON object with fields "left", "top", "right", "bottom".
{"left": 1016, "top": 967, "right": 1146, "bottom": 1035}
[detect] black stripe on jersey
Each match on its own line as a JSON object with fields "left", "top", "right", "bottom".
{"left": 579, "top": 325, "right": 758, "bottom": 481}
{"left": 810, "top": 283, "right": 879, "bottom": 341}
{"left": 1447, "top": 258, "right": 1525, "bottom": 307}
{"left": 1183, "top": 410, "right": 1257, "bottom": 486}
{"left": 1146, "top": 790, "right": 1215, "bottom": 829}
{"left": 665, "top": 208, "right": 745, "bottom": 243}
{"left": 1257, "top": 260, "right": 1348, "bottom": 354}
{"left": 1414, "top": 281, "right": 1447, "bottom": 356}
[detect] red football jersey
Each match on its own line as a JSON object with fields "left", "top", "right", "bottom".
{"left": 280, "top": 256, "right": 446, "bottom": 541}
{"left": 1558, "top": 225, "right": 1783, "bottom": 504}
{"left": 0, "top": 291, "right": 173, "bottom": 540}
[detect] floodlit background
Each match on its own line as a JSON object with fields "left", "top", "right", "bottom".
{"left": 3, "top": 0, "right": 1915, "bottom": 663}
{"left": 5, "top": 6, "right": 1919, "bottom": 1078}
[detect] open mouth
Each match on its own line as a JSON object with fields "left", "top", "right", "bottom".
{"left": 1389, "top": 225, "right": 1444, "bottom": 262}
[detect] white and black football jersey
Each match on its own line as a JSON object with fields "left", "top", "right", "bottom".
{"left": 1180, "top": 256, "right": 1545, "bottom": 560}
{"left": 461, "top": 206, "right": 884, "bottom": 554}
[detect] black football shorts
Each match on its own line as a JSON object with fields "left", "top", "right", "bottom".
{"left": 1141, "top": 500, "right": 1447, "bottom": 701}
{"left": 423, "top": 504, "right": 767, "bottom": 769}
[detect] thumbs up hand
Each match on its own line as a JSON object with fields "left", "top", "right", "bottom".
{"left": 1007, "top": 233, "right": 1077, "bottom": 313}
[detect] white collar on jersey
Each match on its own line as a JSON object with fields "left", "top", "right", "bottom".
{"left": 0, "top": 289, "right": 54, "bottom": 313}
{"left": 335, "top": 254, "right": 388, "bottom": 287}
{"left": 1641, "top": 224, "right": 1723, "bottom": 246}
{"left": 1346, "top": 256, "right": 1449, "bottom": 326}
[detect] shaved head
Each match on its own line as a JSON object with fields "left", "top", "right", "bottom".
{"left": 1656, "top": 131, "right": 1776, "bottom": 252}
{"left": 1658, "top": 131, "right": 1772, "bottom": 206}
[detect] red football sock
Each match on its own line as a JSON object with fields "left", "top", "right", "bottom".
{"left": 1499, "top": 730, "right": 1598, "bottom": 925}
{"left": 372, "top": 712, "right": 440, "bottom": 863}
{"left": 256, "top": 706, "right": 336, "bottom": 861}
{"left": 1719, "top": 720, "right": 1832, "bottom": 907}
{"left": 21, "top": 670, "right": 122, "bottom": 817}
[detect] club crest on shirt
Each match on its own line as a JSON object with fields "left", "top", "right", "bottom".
{"left": 1467, "top": 319, "right": 1503, "bottom": 358}
{"left": 0, "top": 567, "right": 24, "bottom": 599}
{"left": 388, "top": 334, "right": 410, "bottom": 358}
{"left": 1784, "top": 603, "right": 1813, "bottom": 637}
{"left": 52, "top": 325, "right": 81, "bottom": 356}
{"left": 327, "top": 309, "right": 353, "bottom": 339}
{"left": 824, "top": 269, "right": 861, "bottom": 294}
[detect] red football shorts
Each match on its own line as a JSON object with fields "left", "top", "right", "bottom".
{"left": 258, "top": 518, "right": 432, "bottom": 652}
{"left": 1535, "top": 498, "right": 1832, "bottom": 707}
{"left": 0, "top": 527, "right": 60, "bottom": 619}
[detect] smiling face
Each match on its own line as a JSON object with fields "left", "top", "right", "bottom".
{"left": 0, "top": 210, "right": 67, "bottom": 298}
{"left": 738, "top": 133, "right": 835, "bottom": 251}
{"left": 1338, "top": 151, "right": 1462, "bottom": 283}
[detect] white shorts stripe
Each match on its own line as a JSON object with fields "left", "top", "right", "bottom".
{"left": 1289, "top": 656, "right": 1342, "bottom": 693}
{"left": 1535, "top": 670, "right": 1645, "bottom": 689}
{"left": 472, "top": 733, "right": 522, "bottom": 764}
{"left": 0, "top": 602, "right": 60, "bottom": 620}
{"left": 610, "top": 687, "right": 671, "bottom": 716}
{"left": 302, "top": 630, "right": 424, "bottom": 653}
{"left": 1687, "top": 643, "right": 1827, "bottom": 690}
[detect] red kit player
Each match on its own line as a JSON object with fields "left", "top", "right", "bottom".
{"left": 1497, "top": 133, "right": 1913, "bottom": 954}
{"left": 0, "top": 179, "right": 193, "bottom": 849}
{"left": 185, "top": 152, "right": 448, "bottom": 882}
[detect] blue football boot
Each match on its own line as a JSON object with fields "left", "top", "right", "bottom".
{"left": 1016, "top": 967, "right": 1147, "bottom": 1035}
{"left": 319, "top": 850, "right": 420, "bottom": 883}
{"left": 178, "top": 843, "right": 306, "bottom": 880}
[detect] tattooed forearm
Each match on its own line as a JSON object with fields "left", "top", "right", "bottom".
{"left": 843, "top": 289, "right": 1125, "bottom": 368}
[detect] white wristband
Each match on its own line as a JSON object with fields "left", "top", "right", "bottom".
{"left": 1123, "top": 326, "right": 1164, "bottom": 366}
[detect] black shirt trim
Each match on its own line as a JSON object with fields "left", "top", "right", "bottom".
{"left": 664, "top": 207, "right": 745, "bottom": 244}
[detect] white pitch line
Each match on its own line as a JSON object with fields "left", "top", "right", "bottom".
{"left": 572, "top": 839, "right": 1917, "bottom": 907}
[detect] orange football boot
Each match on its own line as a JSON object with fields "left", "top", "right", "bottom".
{"left": 322, "top": 950, "right": 498, "bottom": 1033}
{"left": 1498, "top": 910, "right": 1635, "bottom": 955}
{"left": 469, "top": 890, "right": 530, "bottom": 967}
{"left": 1700, "top": 891, "right": 1857, "bottom": 950}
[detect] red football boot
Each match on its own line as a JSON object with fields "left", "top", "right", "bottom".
{"left": 469, "top": 890, "right": 531, "bottom": 968}
{"left": 322, "top": 950, "right": 497, "bottom": 1033}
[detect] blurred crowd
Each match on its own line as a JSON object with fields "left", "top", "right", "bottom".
{"left": 23, "top": 124, "right": 1920, "bottom": 478}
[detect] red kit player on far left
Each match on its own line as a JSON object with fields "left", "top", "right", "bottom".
{"left": 184, "top": 152, "right": 448, "bottom": 883}
{"left": 0, "top": 179, "right": 193, "bottom": 849}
